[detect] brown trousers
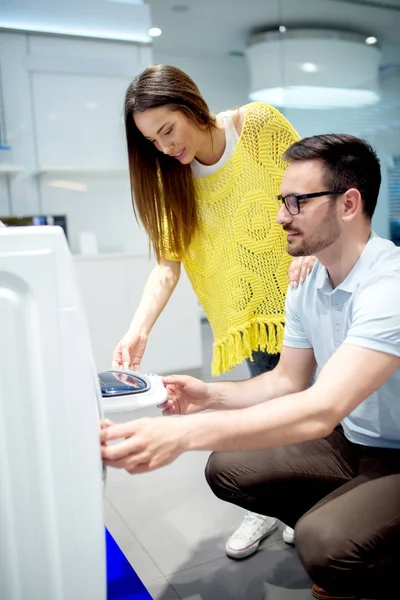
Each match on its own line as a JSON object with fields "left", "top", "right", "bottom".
{"left": 205, "top": 426, "right": 400, "bottom": 598}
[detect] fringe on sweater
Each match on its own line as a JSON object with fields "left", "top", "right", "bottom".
{"left": 211, "top": 319, "right": 285, "bottom": 376}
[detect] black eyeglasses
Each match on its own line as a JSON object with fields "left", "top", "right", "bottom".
{"left": 277, "top": 189, "right": 347, "bottom": 215}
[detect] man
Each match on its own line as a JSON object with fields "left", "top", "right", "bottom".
{"left": 101, "top": 134, "right": 400, "bottom": 600}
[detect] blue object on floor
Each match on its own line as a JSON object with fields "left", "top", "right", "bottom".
{"left": 106, "top": 528, "right": 153, "bottom": 599}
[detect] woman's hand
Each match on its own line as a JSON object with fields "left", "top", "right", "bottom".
{"left": 111, "top": 329, "right": 148, "bottom": 372}
{"left": 288, "top": 256, "right": 317, "bottom": 289}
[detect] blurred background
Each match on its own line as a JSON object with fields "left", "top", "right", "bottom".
{"left": 0, "top": 0, "right": 399, "bottom": 378}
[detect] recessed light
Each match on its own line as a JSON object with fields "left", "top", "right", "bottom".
{"left": 301, "top": 62, "right": 318, "bottom": 73}
{"left": 149, "top": 27, "right": 162, "bottom": 37}
{"left": 279, "top": 25, "right": 287, "bottom": 33}
{"left": 365, "top": 36, "right": 378, "bottom": 45}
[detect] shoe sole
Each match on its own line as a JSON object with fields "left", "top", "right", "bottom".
{"left": 311, "top": 585, "right": 359, "bottom": 600}
{"left": 225, "top": 523, "right": 278, "bottom": 559}
{"left": 282, "top": 529, "right": 295, "bottom": 545}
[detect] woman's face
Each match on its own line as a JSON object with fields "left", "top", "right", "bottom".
{"left": 134, "top": 105, "right": 203, "bottom": 164}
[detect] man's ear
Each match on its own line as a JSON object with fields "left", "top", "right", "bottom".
{"left": 341, "top": 188, "right": 362, "bottom": 221}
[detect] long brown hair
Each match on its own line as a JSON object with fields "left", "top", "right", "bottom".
{"left": 124, "top": 64, "right": 216, "bottom": 260}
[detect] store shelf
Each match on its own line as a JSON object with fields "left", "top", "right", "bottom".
{"left": 37, "top": 166, "right": 128, "bottom": 175}
{"left": 0, "top": 165, "right": 24, "bottom": 174}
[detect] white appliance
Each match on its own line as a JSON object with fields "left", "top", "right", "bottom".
{"left": 99, "top": 369, "right": 167, "bottom": 413}
{"left": 0, "top": 226, "right": 164, "bottom": 599}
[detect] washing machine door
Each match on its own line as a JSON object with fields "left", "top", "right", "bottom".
{"left": 99, "top": 370, "right": 167, "bottom": 415}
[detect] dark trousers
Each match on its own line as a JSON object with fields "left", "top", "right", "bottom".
{"left": 205, "top": 426, "right": 400, "bottom": 597}
{"left": 246, "top": 350, "right": 280, "bottom": 378}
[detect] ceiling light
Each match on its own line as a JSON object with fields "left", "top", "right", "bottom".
{"left": 0, "top": 1, "right": 151, "bottom": 43}
{"left": 301, "top": 62, "right": 318, "bottom": 72}
{"left": 149, "top": 27, "right": 162, "bottom": 37}
{"left": 279, "top": 25, "right": 287, "bottom": 33}
{"left": 250, "top": 87, "right": 379, "bottom": 109}
{"left": 365, "top": 36, "right": 378, "bottom": 45}
{"left": 246, "top": 29, "right": 381, "bottom": 109}
{"left": 0, "top": 22, "right": 150, "bottom": 42}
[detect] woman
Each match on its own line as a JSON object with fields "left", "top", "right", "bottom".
{"left": 111, "top": 64, "right": 314, "bottom": 559}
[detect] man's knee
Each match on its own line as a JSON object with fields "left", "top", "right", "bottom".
{"left": 205, "top": 452, "right": 230, "bottom": 497}
{"left": 296, "top": 515, "right": 333, "bottom": 575}
{"left": 295, "top": 513, "right": 360, "bottom": 592}
{"left": 205, "top": 451, "right": 235, "bottom": 499}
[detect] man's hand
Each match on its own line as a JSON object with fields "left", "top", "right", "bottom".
{"left": 159, "top": 374, "right": 214, "bottom": 416}
{"left": 100, "top": 418, "right": 114, "bottom": 436}
{"left": 100, "top": 417, "right": 188, "bottom": 473}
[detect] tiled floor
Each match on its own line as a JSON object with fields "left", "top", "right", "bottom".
{"left": 104, "top": 322, "right": 313, "bottom": 599}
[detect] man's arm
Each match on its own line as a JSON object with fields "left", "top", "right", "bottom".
{"left": 206, "top": 275, "right": 317, "bottom": 411}
{"left": 183, "top": 343, "right": 399, "bottom": 452}
{"left": 208, "top": 345, "right": 316, "bottom": 410}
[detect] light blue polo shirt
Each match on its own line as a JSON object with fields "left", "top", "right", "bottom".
{"left": 284, "top": 233, "right": 400, "bottom": 448}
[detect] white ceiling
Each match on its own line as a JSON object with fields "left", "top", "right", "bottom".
{"left": 1, "top": 0, "right": 398, "bottom": 64}
{"left": 147, "top": 0, "right": 400, "bottom": 64}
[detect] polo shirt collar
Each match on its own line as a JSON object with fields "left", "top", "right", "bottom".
{"left": 315, "top": 231, "right": 377, "bottom": 293}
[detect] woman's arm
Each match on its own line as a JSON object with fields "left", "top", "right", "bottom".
{"left": 112, "top": 259, "right": 181, "bottom": 370}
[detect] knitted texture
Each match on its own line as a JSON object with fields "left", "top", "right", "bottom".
{"left": 169, "top": 102, "right": 299, "bottom": 375}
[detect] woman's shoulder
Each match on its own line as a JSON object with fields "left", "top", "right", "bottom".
{"left": 217, "top": 102, "right": 271, "bottom": 134}
{"left": 241, "top": 103, "right": 300, "bottom": 141}
{"left": 218, "top": 102, "right": 291, "bottom": 138}
{"left": 244, "top": 101, "right": 285, "bottom": 119}
{"left": 215, "top": 107, "right": 245, "bottom": 136}
{"left": 233, "top": 106, "right": 247, "bottom": 136}
{"left": 224, "top": 105, "right": 254, "bottom": 136}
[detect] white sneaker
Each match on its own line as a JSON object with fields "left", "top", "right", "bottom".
{"left": 282, "top": 525, "right": 295, "bottom": 545}
{"left": 225, "top": 512, "right": 278, "bottom": 559}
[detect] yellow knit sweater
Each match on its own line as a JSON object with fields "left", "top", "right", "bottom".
{"left": 174, "top": 102, "right": 299, "bottom": 375}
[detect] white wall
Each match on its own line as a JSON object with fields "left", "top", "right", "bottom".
{"left": 0, "top": 34, "right": 41, "bottom": 216}
{"left": 0, "top": 31, "right": 152, "bottom": 254}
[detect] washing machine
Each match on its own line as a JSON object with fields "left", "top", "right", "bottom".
{"left": 0, "top": 226, "right": 165, "bottom": 599}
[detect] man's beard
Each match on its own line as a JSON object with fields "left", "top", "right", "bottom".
{"left": 285, "top": 203, "right": 341, "bottom": 257}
